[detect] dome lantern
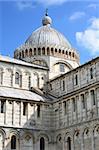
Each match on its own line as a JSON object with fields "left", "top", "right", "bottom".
{"left": 42, "top": 9, "right": 52, "bottom": 26}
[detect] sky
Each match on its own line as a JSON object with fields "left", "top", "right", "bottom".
{"left": 0, "top": 0, "right": 99, "bottom": 64}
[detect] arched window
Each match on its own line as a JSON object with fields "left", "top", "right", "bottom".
{"left": 47, "top": 47, "right": 49, "bottom": 55}
{"left": 29, "top": 48, "right": 32, "bottom": 57}
{"left": 42, "top": 47, "right": 45, "bottom": 55}
{"left": 60, "top": 64, "right": 65, "bottom": 72}
{"left": 22, "top": 51, "right": 24, "bottom": 58}
{"left": 38, "top": 48, "right": 41, "bottom": 55}
{"left": 55, "top": 48, "right": 57, "bottom": 53}
{"left": 11, "top": 135, "right": 16, "bottom": 150}
{"left": 25, "top": 49, "right": 28, "bottom": 57}
{"left": 40, "top": 137, "right": 45, "bottom": 150}
{"left": 34, "top": 48, "right": 36, "bottom": 55}
{"left": 15, "top": 72, "right": 20, "bottom": 85}
{"left": 67, "top": 137, "right": 71, "bottom": 150}
{"left": 90, "top": 67, "right": 94, "bottom": 79}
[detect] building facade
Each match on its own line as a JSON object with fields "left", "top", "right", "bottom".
{"left": 0, "top": 12, "right": 99, "bottom": 150}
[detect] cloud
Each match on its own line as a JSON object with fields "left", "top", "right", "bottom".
{"left": 76, "top": 18, "right": 99, "bottom": 55}
{"left": 16, "top": 1, "right": 37, "bottom": 10}
{"left": 37, "top": 0, "right": 67, "bottom": 6}
{"left": 88, "top": 3, "right": 99, "bottom": 9}
{"left": 69, "top": 12, "right": 86, "bottom": 21}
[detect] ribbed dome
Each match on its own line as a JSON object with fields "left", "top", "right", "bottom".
{"left": 25, "top": 25, "right": 71, "bottom": 49}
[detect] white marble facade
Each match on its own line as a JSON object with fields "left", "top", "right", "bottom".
{"left": 0, "top": 13, "right": 99, "bottom": 150}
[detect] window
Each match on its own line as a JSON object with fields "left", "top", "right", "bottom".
{"left": 60, "top": 64, "right": 65, "bottom": 72}
{"left": 22, "top": 51, "right": 24, "bottom": 58}
{"left": 59, "top": 49, "right": 61, "bottom": 53}
{"left": 90, "top": 67, "right": 94, "bottom": 79}
{"left": 23, "top": 102, "right": 27, "bottom": 116}
{"left": 34, "top": 48, "right": 36, "bottom": 55}
{"left": 47, "top": 47, "right": 49, "bottom": 55}
{"left": 67, "top": 137, "right": 71, "bottom": 150}
{"left": 40, "top": 137, "right": 45, "bottom": 150}
{"left": 11, "top": 135, "right": 16, "bottom": 150}
{"left": 0, "top": 69, "right": 3, "bottom": 85}
{"left": 37, "top": 104, "right": 40, "bottom": 118}
{"left": 1, "top": 100, "right": 5, "bottom": 113}
{"left": 63, "top": 101, "right": 66, "bottom": 115}
{"left": 91, "top": 90, "right": 96, "bottom": 105}
{"left": 63, "top": 80, "right": 65, "bottom": 91}
{"left": 74, "top": 74, "right": 78, "bottom": 85}
{"left": 25, "top": 49, "right": 28, "bottom": 57}
{"left": 55, "top": 48, "right": 57, "bottom": 53}
{"left": 42, "top": 47, "right": 45, "bottom": 55}
{"left": 73, "top": 98, "right": 76, "bottom": 112}
{"left": 29, "top": 48, "right": 32, "bottom": 57}
{"left": 38, "top": 48, "right": 41, "bottom": 55}
{"left": 15, "top": 72, "right": 20, "bottom": 85}
{"left": 51, "top": 48, "right": 54, "bottom": 55}
{"left": 28, "top": 76, "right": 31, "bottom": 88}
{"left": 81, "top": 94, "right": 85, "bottom": 109}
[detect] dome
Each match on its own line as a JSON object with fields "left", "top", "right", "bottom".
{"left": 25, "top": 11, "right": 71, "bottom": 49}
{"left": 25, "top": 25, "right": 72, "bottom": 49}
{"left": 14, "top": 11, "right": 79, "bottom": 66}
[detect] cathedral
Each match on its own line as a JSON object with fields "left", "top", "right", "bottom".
{"left": 0, "top": 11, "right": 99, "bottom": 150}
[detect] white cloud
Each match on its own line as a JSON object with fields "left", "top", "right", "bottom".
{"left": 69, "top": 12, "right": 85, "bottom": 21}
{"left": 76, "top": 18, "right": 99, "bottom": 55}
{"left": 37, "top": 0, "right": 67, "bottom": 6}
{"left": 17, "top": 1, "right": 36, "bottom": 10}
{"left": 88, "top": 3, "right": 99, "bottom": 9}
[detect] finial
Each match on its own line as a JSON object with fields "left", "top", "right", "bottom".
{"left": 42, "top": 9, "right": 52, "bottom": 26}
{"left": 45, "top": 8, "right": 48, "bottom": 16}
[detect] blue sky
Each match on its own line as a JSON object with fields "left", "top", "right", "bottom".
{"left": 0, "top": 0, "right": 99, "bottom": 64}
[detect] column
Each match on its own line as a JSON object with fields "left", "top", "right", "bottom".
{"left": 91, "top": 130, "right": 95, "bottom": 150}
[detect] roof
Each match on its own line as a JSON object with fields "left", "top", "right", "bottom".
{"left": 25, "top": 25, "right": 71, "bottom": 50}
{"left": 0, "top": 86, "right": 46, "bottom": 102}
{"left": 0, "top": 55, "right": 48, "bottom": 70}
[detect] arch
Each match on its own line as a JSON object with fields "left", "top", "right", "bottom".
{"left": 11, "top": 135, "right": 16, "bottom": 149}
{"left": 29, "top": 48, "right": 32, "bottom": 57}
{"left": 83, "top": 128, "right": 91, "bottom": 150}
{"left": 53, "top": 60, "right": 73, "bottom": 70}
{"left": 56, "top": 134, "right": 63, "bottom": 150}
{"left": 69, "top": 51, "right": 71, "bottom": 57}
{"left": 21, "top": 133, "right": 34, "bottom": 150}
{"left": 47, "top": 47, "right": 50, "bottom": 55}
{"left": 42, "top": 47, "right": 45, "bottom": 55}
{"left": 67, "top": 137, "right": 71, "bottom": 150}
{"left": 22, "top": 50, "right": 24, "bottom": 58}
{"left": 6, "top": 68, "right": 13, "bottom": 86}
{"left": 38, "top": 47, "right": 41, "bottom": 55}
{"left": 72, "top": 52, "right": 74, "bottom": 58}
{"left": 15, "top": 70, "right": 22, "bottom": 87}
{"left": 34, "top": 48, "right": 36, "bottom": 55}
{"left": 74, "top": 130, "right": 80, "bottom": 150}
{"left": 55, "top": 48, "right": 57, "bottom": 53}
{"left": 9, "top": 130, "right": 19, "bottom": 150}
{"left": 93, "top": 125, "right": 99, "bottom": 150}
{"left": 25, "top": 49, "right": 28, "bottom": 57}
{"left": 62, "top": 50, "right": 64, "bottom": 54}
{"left": 33, "top": 72, "right": 39, "bottom": 88}
{"left": 0, "top": 129, "right": 5, "bottom": 150}
{"left": 19, "top": 52, "right": 21, "bottom": 59}
{"left": 59, "top": 49, "right": 61, "bottom": 53}
{"left": 51, "top": 48, "right": 54, "bottom": 55}
{"left": 40, "top": 137, "right": 45, "bottom": 150}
